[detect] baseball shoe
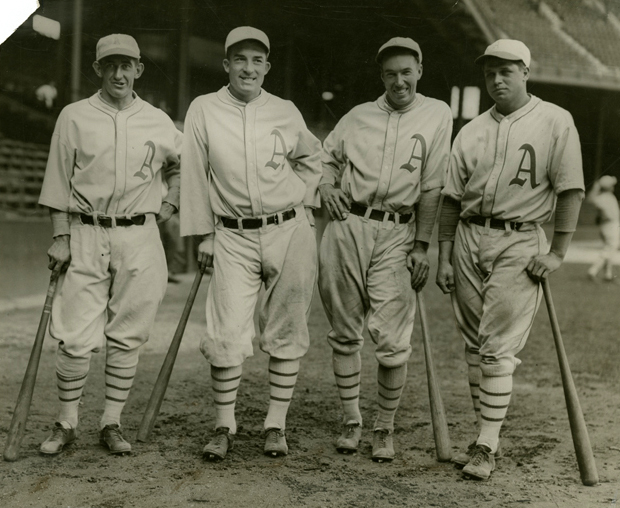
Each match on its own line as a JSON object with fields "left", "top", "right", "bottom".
{"left": 452, "top": 441, "right": 502, "bottom": 469}
{"left": 40, "top": 422, "right": 77, "bottom": 455}
{"left": 462, "top": 445, "right": 495, "bottom": 480}
{"left": 99, "top": 424, "right": 132, "bottom": 455}
{"left": 264, "top": 428, "right": 288, "bottom": 457}
{"left": 336, "top": 422, "right": 362, "bottom": 454}
{"left": 371, "top": 429, "right": 394, "bottom": 463}
{"left": 203, "top": 427, "right": 234, "bottom": 461}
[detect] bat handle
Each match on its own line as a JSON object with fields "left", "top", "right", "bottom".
{"left": 542, "top": 280, "right": 598, "bottom": 486}
{"left": 3, "top": 272, "right": 59, "bottom": 462}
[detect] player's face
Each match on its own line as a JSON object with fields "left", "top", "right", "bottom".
{"left": 381, "top": 54, "right": 423, "bottom": 110}
{"left": 223, "top": 41, "right": 271, "bottom": 103}
{"left": 483, "top": 58, "right": 529, "bottom": 114}
{"left": 93, "top": 56, "right": 143, "bottom": 107}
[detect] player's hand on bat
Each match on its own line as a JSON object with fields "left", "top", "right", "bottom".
{"left": 526, "top": 252, "right": 563, "bottom": 283}
{"left": 407, "top": 242, "right": 430, "bottom": 291}
{"left": 47, "top": 235, "right": 71, "bottom": 275}
{"left": 305, "top": 206, "right": 316, "bottom": 227}
{"left": 197, "top": 233, "right": 215, "bottom": 274}
{"left": 436, "top": 260, "right": 455, "bottom": 294}
{"left": 156, "top": 202, "right": 177, "bottom": 224}
{"left": 319, "top": 183, "right": 351, "bottom": 221}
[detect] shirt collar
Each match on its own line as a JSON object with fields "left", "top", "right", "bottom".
{"left": 490, "top": 94, "right": 541, "bottom": 122}
{"left": 377, "top": 92, "right": 424, "bottom": 114}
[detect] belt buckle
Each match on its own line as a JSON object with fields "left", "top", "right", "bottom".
{"left": 273, "top": 213, "right": 280, "bottom": 225}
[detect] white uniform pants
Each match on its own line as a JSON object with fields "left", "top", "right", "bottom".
{"left": 451, "top": 221, "right": 547, "bottom": 376}
{"left": 50, "top": 214, "right": 167, "bottom": 360}
{"left": 318, "top": 214, "right": 416, "bottom": 368}
{"left": 203, "top": 207, "right": 317, "bottom": 367}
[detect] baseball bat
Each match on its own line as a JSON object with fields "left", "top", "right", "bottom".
{"left": 137, "top": 267, "right": 206, "bottom": 442}
{"left": 3, "top": 272, "right": 59, "bottom": 462}
{"left": 542, "top": 280, "right": 598, "bottom": 486}
{"left": 416, "top": 291, "right": 452, "bottom": 462}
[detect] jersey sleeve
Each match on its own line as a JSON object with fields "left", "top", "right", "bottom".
{"left": 38, "top": 109, "right": 74, "bottom": 212}
{"left": 441, "top": 131, "right": 468, "bottom": 201}
{"left": 548, "top": 112, "right": 585, "bottom": 195}
{"left": 162, "top": 124, "right": 182, "bottom": 209}
{"left": 288, "top": 106, "right": 322, "bottom": 208}
{"left": 180, "top": 101, "right": 215, "bottom": 236}
{"left": 320, "top": 115, "right": 348, "bottom": 187}
{"left": 421, "top": 105, "right": 452, "bottom": 192}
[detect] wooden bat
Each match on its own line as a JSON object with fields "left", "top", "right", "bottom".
{"left": 137, "top": 267, "right": 206, "bottom": 442}
{"left": 416, "top": 291, "right": 452, "bottom": 462}
{"left": 542, "top": 280, "right": 598, "bottom": 486}
{"left": 3, "top": 272, "right": 59, "bottom": 462}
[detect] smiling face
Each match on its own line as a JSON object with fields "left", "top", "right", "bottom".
{"left": 223, "top": 40, "right": 271, "bottom": 103}
{"left": 93, "top": 55, "right": 143, "bottom": 109}
{"left": 483, "top": 57, "right": 529, "bottom": 115}
{"left": 380, "top": 52, "right": 422, "bottom": 110}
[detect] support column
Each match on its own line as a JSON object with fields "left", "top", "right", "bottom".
{"left": 70, "top": 0, "right": 83, "bottom": 104}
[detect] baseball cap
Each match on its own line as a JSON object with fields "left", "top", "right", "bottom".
{"left": 96, "top": 34, "right": 140, "bottom": 61}
{"left": 376, "top": 37, "right": 422, "bottom": 64}
{"left": 475, "top": 39, "right": 531, "bottom": 67}
{"left": 225, "top": 27, "right": 270, "bottom": 54}
{"left": 599, "top": 175, "right": 618, "bottom": 189}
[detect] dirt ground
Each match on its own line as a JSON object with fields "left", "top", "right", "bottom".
{"left": 1, "top": 260, "right": 619, "bottom": 508}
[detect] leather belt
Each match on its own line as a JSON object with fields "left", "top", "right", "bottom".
{"left": 80, "top": 214, "right": 146, "bottom": 227}
{"left": 466, "top": 215, "right": 523, "bottom": 231}
{"left": 220, "top": 208, "right": 296, "bottom": 230}
{"left": 349, "top": 202, "right": 412, "bottom": 224}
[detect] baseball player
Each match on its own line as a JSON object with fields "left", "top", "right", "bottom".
{"left": 587, "top": 175, "right": 619, "bottom": 282}
{"left": 38, "top": 34, "right": 182, "bottom": 455}
{"left": 436, "top": 39, "right": 585, "bottom": 480}
{"left": 318, "top": 37, "right": 452, "bottom": 462}
{"left": 180, "top": 27, "right": 321, "bottom": 460}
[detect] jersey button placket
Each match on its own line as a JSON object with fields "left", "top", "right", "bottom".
{"left": 110, "top": 112, "right": 126, "bottom": 216}
{"left": 374, "top": 114, "right": 397, "bottom": 208}
{"left": 245, "top": 106, "right": 261, "bottom": 217}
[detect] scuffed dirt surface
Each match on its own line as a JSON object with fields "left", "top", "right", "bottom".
{"left": 1, "top": 263, "right": 619, "bottom": 507}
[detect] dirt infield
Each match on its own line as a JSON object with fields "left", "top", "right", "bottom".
{"left": 1, "top": 262, "right": 619, "bottom": 508}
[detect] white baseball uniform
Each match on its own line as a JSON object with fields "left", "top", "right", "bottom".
{"left": 442, "top": 95, "right": 584, "bottom": 375}
{"left": 319, "top": 93, "right": 452, "bottom": 367}
{"left": 180, "top": 86, "right": 321, "bottom": 367}
{"left": 588, "top": 188, "right": 620, "bottom": 277}
{"left": 39, "top": 92, "right": 182, "bottom": 359}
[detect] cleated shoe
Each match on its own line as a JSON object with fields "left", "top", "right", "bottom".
{"left": 40, "top": 422, "right": 77, "bottom": 455}
{"left": 99, "top": 424, "right": 132, "bottom": 455}
{"left": 462, "top": 445, "right": 496, "bottom": 480}
{"left": 453, "top": 441, "right": 502, "bottom": 468}
{"left": 371, "top": 429, "right": 394, "bottom": 463}
{"left": 336, "top": 423, "right": 362, "bottom": 454}
{"left": 203, "top": 427, "right": 234, "bottom": 461}
{"left": 264, "top": 428, "right": 288, "bottom": 457}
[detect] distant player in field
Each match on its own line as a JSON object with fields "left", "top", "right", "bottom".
{"left": 318, "top": 37, "right": 452, "bottom": 462}
{"left": 38, "top": 34, "right": 182, "bottom": 455}
{"left": 180, "top": 27, "right": 321, "bottom": 460}
{"left": 587, "top": 175, "right": 619, "bottom": 282}
{"left": 436, "top": 39, "right": 585, "bottom": 480}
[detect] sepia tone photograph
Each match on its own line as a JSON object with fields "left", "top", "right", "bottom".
{"left": 0, "top": 1, "right": 619, "bottom": 507}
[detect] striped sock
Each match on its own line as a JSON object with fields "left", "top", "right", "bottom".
{"left": 211, "top": 365, "right": 242, "bottom": 434}
{"left": 56, "top": 350, "right": 90, "bottom": 429}
{"left": 333, "top": 352, "right": 362, "bottom": 425}
{"left": 264, "top": 358, "right": 299, "bottom": 431}
{"left": 477, "top": 374, "right": 512, "bottom": 454}
{"left": 101, "top": 363, "right": 137, "bottom": 429}
{"left": 468, "top": 365, "right": 482, "bottom": 428}
{"left": 374, "top": 364, "right": 407, "bottom": 432}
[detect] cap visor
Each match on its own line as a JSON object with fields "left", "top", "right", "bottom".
{"left": 475, "top": 51, "right": 524, "bottom": 65}
{"left": 98, "top": 49, "right": 140, "bottom": 61}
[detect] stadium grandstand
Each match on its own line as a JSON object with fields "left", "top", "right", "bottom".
{"left": 1, "top": 0, "right": 619, "bottom": 217}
